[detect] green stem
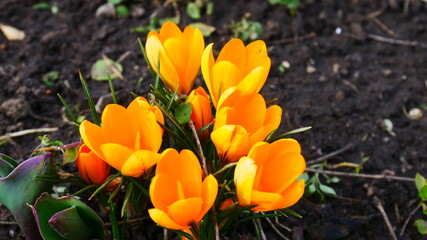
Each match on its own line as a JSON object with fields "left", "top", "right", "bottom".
{"left": 110, "top": 199, "right": 121, "bottom": 240}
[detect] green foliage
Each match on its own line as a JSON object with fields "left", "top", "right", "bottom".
{"left": 0, "top": 153, "right": 56, "bottom": 239}
{"left": 268, "top": 0, "right": 300, "bottom": 14}
{"left": 30, "top": 193, "right": 104, "bottom": 240}
{"left": 175, "top": 102, "right": 193, "bottom": 124}
{"left": 414, "top": 173, "right": 427, "bottom": 235}
{"left": 33, "top": 2, "right": 60, "bottom": 14}
{"left": 230, "top": 17, "right": 263, "bottom": 42}
{"left": 90, "top": 58, "right": 123, "bottom": 81}
{"left": 42, "top": 71, "right": 59, "bottom": 87}
{"left": 302, "top": 164, "right": 338, "bottom": 201}
{"left": 131, "top": 18, "right": 159, "bottom": 34}
{"left": 189, "top": 22, "right": 216, "bottom": 37}
{"left": 186, "top": 0, "right": 214, "bottom": 20}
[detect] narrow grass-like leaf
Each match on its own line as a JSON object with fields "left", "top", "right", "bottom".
{"left": 170, "top": 229, "right": 193, "bottom": 240}
{"left": 121, "top": 182, "right": 133, "bottom": 217}
{"left": 57, "top": 93, "right": 78, "bottom": 125}
{"left": 268, "top": 126, "right": 312, "bottom": 142}
{"left": 107, "top": 74, "right": 118, "bottom": 104}
{"left": 110, "top": 199, "right": 121, "bottom": 240}
{"left": 79, "top": 71, "right": 100, "bottom": 126}
{"left": 89, "top": 172, "right": 121, "bottom": 200}
{"left": 123, "top": 176, "right": 150, "bottom": 200}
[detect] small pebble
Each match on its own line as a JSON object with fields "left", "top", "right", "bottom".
{"left": 95, "top": 3, "right": 116, "bottom": 18}
{"left": 407, "top": 108, "right": 423, "bottom": 120}
{"left": 306, "top": 65, "right": 316, "bottom": 74}
{"left": 332, "top": 63, "right": 340, "bottom": 74}
{"left": 0, "top": 98, "right": 30, "bottom": 119}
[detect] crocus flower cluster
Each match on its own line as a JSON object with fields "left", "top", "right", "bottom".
{"left": 76, "top": 21, "right": 306, "bottom": 236}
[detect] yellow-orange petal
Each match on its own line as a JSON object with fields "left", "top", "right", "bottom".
{"left": 79, "top": 120, "right": 105, "bottom": 160}
{"left": 100, "top": 143, "right": 133, "bottom": 170}
{"left": 150, "top": 174, "right": 178, "bottom": 212}
{"left": 158, "top": 21, "right": 182, "bottom": 42}
{"left": 163, "top": 37, "right": 188, "bottom": 91}
{"left": 276, "top": 179, "right": 305, "bottom": 209}
{"left": 211, "top": 61, "right": 243, "bottom": 99}
{"left": 156, "top": 149, "right": 202, "bottom": 198}
{"left": 234, "top": 157, "right": 257, "bottom": 206}
{"left": 101, "top": 104, "right": 137, "bottom": 149}
{"left": 217, "top": 38, "right": 246, "bottom": 70}
{"left": 168, "top": 197, "right": 202, "bottom": 227}
{"left": 250, "top": 190, "right": 283, "bottom": 212}
{"left": 211, "top": 125, "right": 251, "bottom": 162}
{"left": 201, "top": 43, "right": 216, "bottom": 105}
{"left": 197, "top": 174, "right": 218, "bottom": 221}
{"left": 148, "top": 208, "right": 187, "bottom": 230}
{"left": 121, "top": 150, "right": 160, "bottom": 177}
{"left": 182, "top": 27, "right": 204, "bottom": 94}
{"left": 263, "top": 105, "right": 282, "bottom": 131}
{"left": 236, "top": 66, "right": 266, "bottom": 95}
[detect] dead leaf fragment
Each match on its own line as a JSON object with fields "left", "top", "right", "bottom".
{"left": 0, "top": 24, "right": 25, "bottom": 41}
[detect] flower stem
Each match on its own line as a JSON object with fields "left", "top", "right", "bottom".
{"left": 189, "top": 119, "right": 208, "bottom": 176}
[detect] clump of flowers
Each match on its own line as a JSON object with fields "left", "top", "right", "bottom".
{"left": 0, "top": 21, "right": 307, "bottom": 239}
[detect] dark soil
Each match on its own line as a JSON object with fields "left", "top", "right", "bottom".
{"left": 1, "top": 0, "right": 427, "bottom": 239}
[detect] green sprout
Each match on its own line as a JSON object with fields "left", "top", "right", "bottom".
{"left": 414, "top": 173, "right": 427, "bottom": 234}
{"left": 268, "top": 0, "right": 300, "bottom": 15}
{"left": 230, "top": 16, "right": 263, "bottom": 42}
{"left": 186, "top": 0, "right": 214, "bottom": 20}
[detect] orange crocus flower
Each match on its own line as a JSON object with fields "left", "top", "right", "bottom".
{"left": 186, "top": 87, "right": 212, "bottom": 141}
{"left": 76, "top": 144, "right": 110, "bottom": 186}
{"left": 146, "top": 21, "right": 205, "bottom": 95}
{"left": 148, "top": 149, "right": 218, "bottom": 230}
{"left": 79, "top": 97, "right": 164, "bottom": 177}
{"left": 201, "top": 38, "right": 271, "bottom": 107}
{"left": 234, "top": 139, "right": 306, "bottom": 212}
{"left": 211, "top": 87, "right": 281, "bottom": 162}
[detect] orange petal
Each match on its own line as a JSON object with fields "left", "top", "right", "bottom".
{"left": 234, "top": 157, "right": 257, "bottom": 206}
{"left": 197, "top": 174, "right": 218, "bottom": 221}
{"left": 121, "top": 150, "right": 160, "bottom": 177}
{"left": 100, "top": 143, "right": 133, "bottom": 170}
{"left": 211, "top": 61, "right": 243, "bottom": 102}
{"left": 211, "top": 125, "right": 251, "bottom": 162}
{"left": 101, "top": 104, "right": 138, "bottom": 149}
{"left": 158, "top": 21, "right": 182, "bottom": 42}
{"left": 201, "top": 43, "right": 216, "bottom": 105}
{"left": 148, "top": 208, "right": 187, "bottom": 230}
{"left": 182, "top": 26, "right": 204, "bottom": 94}
{"left": 276, "top": 179, "right": 305, "bottom": 209}
{"left": 163, "top": 37, "right": 188, "bottom": 92}
{"left": 217, "top": 38, "right": 246, "bottom": 70}
{"left": 156, "top": 149, "right": 202, "bottom": 198}
{"left": 150, "top": 174, "right": 178, "bottom": 211}
{"left": 79, "top": 120, "right": 105, "bottom": 160}
{"left": 263, "top": 105, "right": 282, "bottom": 132}
{"left": 236, "top": 66, "right": 266, "bottom": 95}
{"left": 250, "top": 190, "right": 283, "bottom": 212}
{"left": 167, "top": 197, "right": 202, "bottom": 227}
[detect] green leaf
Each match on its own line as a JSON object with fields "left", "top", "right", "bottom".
{"left": 189, "top": 22, "right": 216, "bottom": 37}
{"left": 33, "top": 2, "right": 50, "bottom": 9}
{"left": 108, "top": 0, "right": 121, "bottom": 4}
{"left": 0, "top": 153, "right": 56, "bottom": 239}
{"left": 416, "top": 173, "right": 427, "bottom": 192}
{"left": 63, "top": 147, "right": 78, "bottom": 165}
{"left": 187, "top": 2, "right": 201, "bottom": 19}
{"left": 175, "top": 102, "right": 192, "bottom": 124}
{"left": 419, "top": 185, "right": 427, "bottom": 200}
{"left": 90, "top": 58, "right": 123, "bottom": 81}
{"left": 318, "top": 183, "right": 337, "bottom": 196}
{"left": 51, "top": 5, "right": 59, "bottom": 14}
{"left": 116, "top": 5, "right": 129, "bottom": 17}
{"left": 414, "top": 219, "right": 427, "bottom": 234}
{"left": 30, "top": 193, "right": 104, "bottom": 240}
{"left": 42, "top": 71, "right": 59, "bottom": 87}
{"left": 0, "top": 154, "right": 17, "bottom": 177}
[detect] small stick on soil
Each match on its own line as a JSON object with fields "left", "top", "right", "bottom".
{"left": 363, "top": 8, "right": 385, "bottom": 19}
{"left": 101, "top": 53, "right": 124, "bottom": 80}
{"left": 399, "top": 203, "right": 421, "bottom": 237}
{"left": 373, "top": 196, "right": 398, "bottom": 240}
{"left": 367, "top": 33, "right": 427, "bottom": 48}
{"left": 268, "top": 32, "right": 316, "bottom": 45}
{"left": 0, "top": 221, "right": 17, "bottom": 225}
{"left": 370, "top": 17, "right": 396, "bottom": 37}
{"left": 255, "top": 217, "right": 267, "bottom": 240}
{"left": 305, "top": 168, "right": 414, "bottom": 182}
{"left": 306, "top": 143, "right": 355, "bottom": 165}
{"left": 0, "top": 127, "right": 58, "bottom": 141}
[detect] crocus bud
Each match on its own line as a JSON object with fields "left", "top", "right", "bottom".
{"left": 76, "top": 144, "right": 110, "bottom": 186}
{"left": 146, "top": 21, "right": 205, "bottom": 94}
{"left": 234, "top": 139, "right": 306, "bottom": 212}
{"left": 187, "top": 87, "right": 212, "bottom": 141}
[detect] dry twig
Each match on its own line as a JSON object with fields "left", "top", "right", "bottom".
{"left": 305, "top": 168, "right": 414, "bottom": 182}
{"left": 0, "top": 127, "right": 58, "bottom": 141}
{"left": 373, "top": 196, "right": 398, "bottom": 240}
{"left": 306, "top": 143, "right": 355, "bottom": 165}
{"left": 268, "top": 32, "right": 316, "bottom": 45}
{"left": 399, "top": 203, "right": 421, "bottom": 237}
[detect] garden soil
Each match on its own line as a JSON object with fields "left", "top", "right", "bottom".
{"left": 1, "top": 0, "right": 427, "bottom": 239}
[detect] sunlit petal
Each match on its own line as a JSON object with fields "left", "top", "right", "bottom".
{"left": 234, "top": 157, "right": 257, "bottom": 206}
{"left": 168, "top": 198, "right": 202, "bottom": 226}
{"left": 148, "top": 208, "right": 187, "bottom": 230}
